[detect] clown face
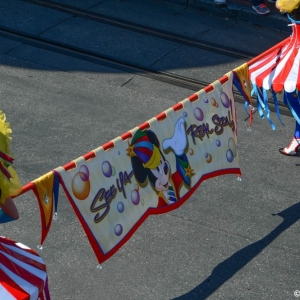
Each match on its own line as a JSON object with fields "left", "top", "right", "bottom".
{"left": 150, "top": 156, "right": 171, "bottom": 191}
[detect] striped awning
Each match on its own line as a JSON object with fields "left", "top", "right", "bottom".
{"left": 0, "top": 236, "right": 50, "bottom": 300}
{"left": 249, "top": 23, "right": 300, "bottom": 93}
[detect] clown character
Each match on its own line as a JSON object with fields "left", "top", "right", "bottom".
{"left": 274, "top": 0, "right": 300, "bottom": 156}
{"left": 127, "top": 117, "right": 193, "bottom": 207}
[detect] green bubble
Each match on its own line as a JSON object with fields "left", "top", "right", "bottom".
{"left": 112, "top": 165, "right": 116, "bottom": 176}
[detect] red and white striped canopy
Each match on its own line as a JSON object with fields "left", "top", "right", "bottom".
{"left": 249, "top": 24, "right": 300, "bottom": 93}
{"left": 0, "top": 236, "right": 49, "bottom": 300}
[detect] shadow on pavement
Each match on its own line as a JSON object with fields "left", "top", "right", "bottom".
{"left": 173, "top": 201, "right": 300, "bottom": 300}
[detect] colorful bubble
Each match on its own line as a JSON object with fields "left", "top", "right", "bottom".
{"left": 131, "top": 189, "right": 140, "bottom": 205}
{"left": 79, "top": 165, "right": 89, "bottom": 181}
{"left": 226, "top": 149, "right": 234, "bottom": 163}
{"left": 189, "top": 148, "right": 194, "bottom": 155}
{"left": 216, "top": 140, "right": 221, "bottom": 147}
{"left": 72, "top": 172, "right": 90, "bottom": 200}
{"left": 183, "top": 111, "right": 187, "bottom": 117}
{"left": 228, "top": 138, "right": 237, "bottom": 157}
{"left": 204, "top": 97, "right": 209, "bottom": 103}
{"left": 112, "top": 165, "right": 116, "bottom": 176}
{"left": 210, "top": 97, "right": 217, "bottom": 107}
{"left": 114, "top": 224, "right": 123, "bottom": 236}
{"left": 102, "top": 161, "right": 112, "bottom": 177}
{"left": 134, "top": 184, "right": 139, "bottom": 191}
{"left": 220, "top": 92, "right": 230, "bottom": 108}
{"left": 204, "top": 152, "right": 208, "bottom": 159}
{"left": 117, "top": 202, "right": 124, "bottom": 213}
{"left": 206, "top": 154, "right": 212, "bottom": 163}
{"left": 194, "top": 107, "right": 204, "bottom": 121}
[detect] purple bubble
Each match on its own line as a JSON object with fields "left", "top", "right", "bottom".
{"left": 194, "top": 107, "right": 204, "bottom": 121}
{"left": 117, "top": 202, "right": 124, "bottom": 213}
{"left": 102, "top": 161, "right": 112, "bottom": 177}
{"left": 216, "top": 140, "right": 221, "bottom": 147}
{"left": 204, "top": 97, "right": 209, "bottom": 103}
{"left": 114, "top": 224, "right": 123, "bottom": 236}
{"left": 220, "top": 92, "right": 230, "bottom": 108}
{"left": 79, "top": 165, "right": 89, "bottom": 181}
{"left": 131, "top": 189, "right": 140, "bottom": 205}
{"left": 226, "top": 149, "right": 234, "bottom": 163}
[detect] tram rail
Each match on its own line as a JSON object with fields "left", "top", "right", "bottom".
{"left": 0, "top": 21, "right": 291, "bottom": 118}
{"left": 24, "top": 0, "right": 253, "bottom": 60}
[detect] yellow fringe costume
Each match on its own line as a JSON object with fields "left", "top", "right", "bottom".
{"left": 0, "top": 111, "right": 22, "bottom": 204}
{"left": 276, "top": 0, "right": 300, "bottom": 13}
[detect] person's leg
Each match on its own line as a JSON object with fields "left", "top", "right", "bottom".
{"left": 279, "top": 91, "right": 300, "bottom": 156}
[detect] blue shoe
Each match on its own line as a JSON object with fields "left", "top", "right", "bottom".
{"left": 214, "top": 0, "right": 226, "bottom": 5}
{"left": 252, "top": 4, "right": 270, "bottom": 14}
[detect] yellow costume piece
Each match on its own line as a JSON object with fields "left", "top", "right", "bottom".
{"left": 0, "top": 111, "right": 22, "bottom": 204}
{"left": 232, "top": 64, "right": 252, "bottom": 103}
{"left": 276, "top": 0, "right": 300, "bottom": 13}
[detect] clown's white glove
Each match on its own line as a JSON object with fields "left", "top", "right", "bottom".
{"left": 162, "top": 117, "right": 187, "bottom": 156}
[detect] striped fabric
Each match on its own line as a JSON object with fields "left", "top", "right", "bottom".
{"left": 249, "top": 24, "right": 300, "bottom": 93}
{"left": 0, "top": 237, "right": 50, "bottom": 300}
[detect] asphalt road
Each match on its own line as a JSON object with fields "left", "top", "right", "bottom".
{"left": 1, "top": 1, "right": 299, "bottom": 300}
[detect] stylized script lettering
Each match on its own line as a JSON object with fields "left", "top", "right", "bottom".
{"left": 187, "top": 123, "right": 214, "bottom": 144}
{"left": 212, "top": 111, "right": 235, "bottom": 135}
{"left": 116, "top": 170, "right": 134, "bottom": 198}
{"left": 90, "top": 185, "right": 117, "bottom": 223}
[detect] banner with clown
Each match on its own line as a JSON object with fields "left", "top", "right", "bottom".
{"left": 16, "top": 71, "right": 244, "bottom": 264}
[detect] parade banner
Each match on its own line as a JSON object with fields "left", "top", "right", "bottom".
{"left": 46, "top": 71, "right": 241, "bottom": 263}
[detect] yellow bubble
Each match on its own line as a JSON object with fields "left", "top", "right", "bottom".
{"left": 210, "top": 97, "right": 217, "bottom": 107}
{"left": 72, "top": 172, "right": 90, "bottom": 200}
{"left": 206, "top": 154, "right": 212, "bottom": 163}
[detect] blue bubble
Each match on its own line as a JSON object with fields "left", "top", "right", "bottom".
{"left": 226, "top": 149, "right": 234, "bottom": 163}
{"left": 102, "top": 161, "right": 112, "bottom": 177}
{"left": 117, "top": 202, "right": 124, "bottom": 213}
{"left": 204, "top": 152, "right": 208, "bottom": 158}
{"left": 183, "top": 111, "right": 187, "bottom": 117}
{"left": 216, "top": 140, "right": 221, "bottom": 147}
{"left": 114, "top": 224, "right": 123, "bottom": 236}
{"left": 204, "top": 97, "right": 209, "bottom": 103}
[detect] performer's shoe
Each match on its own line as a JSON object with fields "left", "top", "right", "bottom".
{"left": 279, "top": 138, "right": 300, "bottom": 156}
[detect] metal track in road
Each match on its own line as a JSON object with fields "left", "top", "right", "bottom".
{"left": 24, "top": 0, "right": 253, "bottom": 61}
{"left": 0, "top": 25, "right": 292, "bottom": 118}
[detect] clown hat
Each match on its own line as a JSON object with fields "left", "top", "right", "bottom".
{"left": 129, "top": 130, "right": 160, "bottom": 169}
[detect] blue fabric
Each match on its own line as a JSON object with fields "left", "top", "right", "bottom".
{"left": 263, "top": 88, "right": 276, "bottom": 130}
{"left": 0, "top": 208, "right": 15, "bottom": 223}
{"left": 252, "top": 84, "right": 265, "bottom": 119}
{"left": 53, "top": 172, "right": 60, "bottom": 213}
{"left": 284, "top": 91, "right": 300, "bottom": 138}
{"left": 295, "top": 121, "right": 300, "bottom": 138}
{"left": 244, "top": 101, "right": 250, "bottom": 117}
{"left": 232, "top": 72, "right": 251, "bottom": 117}
{"left": 288, "top": 15, "right": 300, "bottom": 23}
{"left": 271, "top": 90, "right": 284, "bottom": 126}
